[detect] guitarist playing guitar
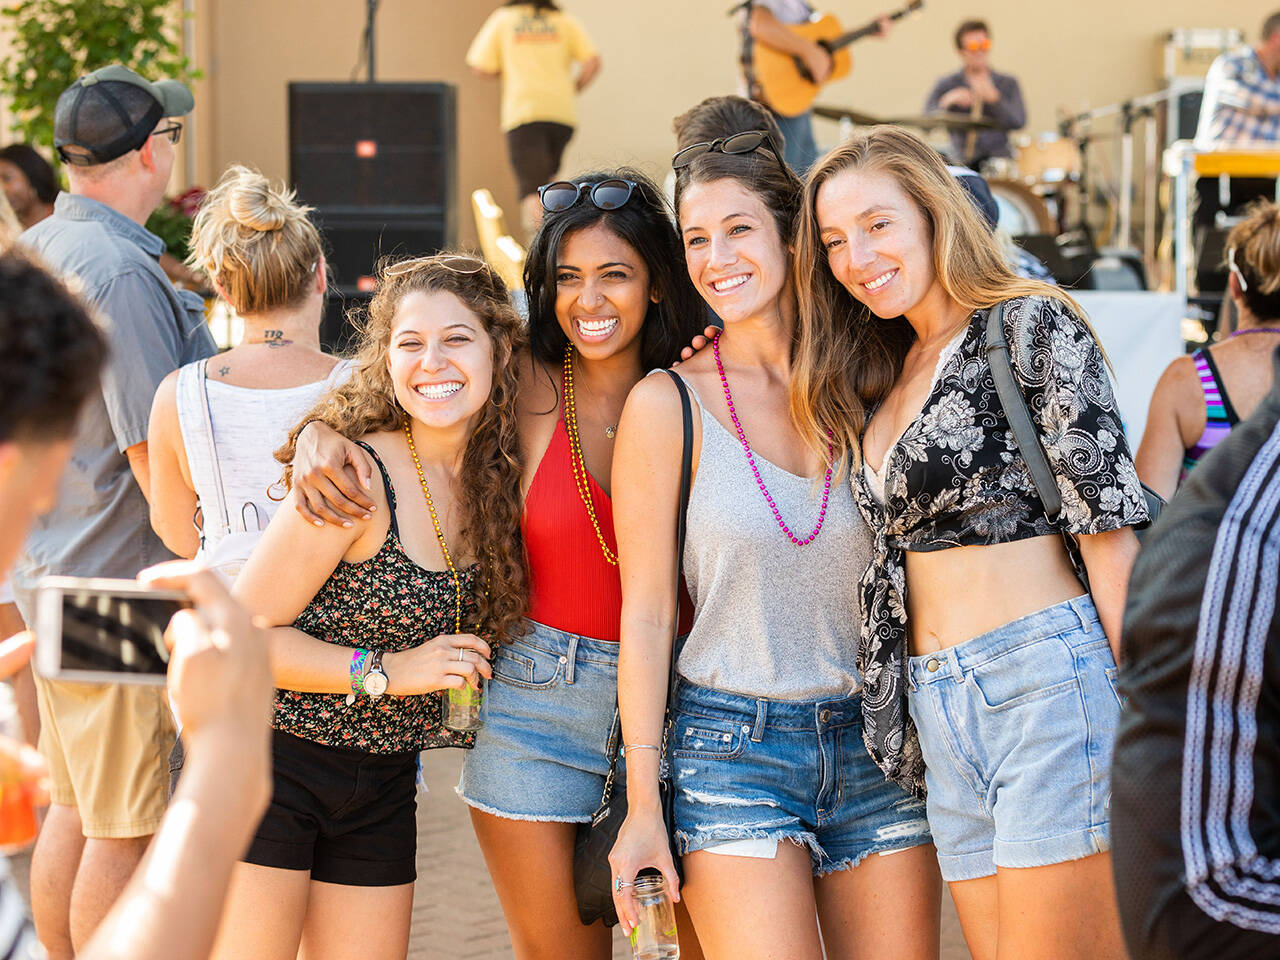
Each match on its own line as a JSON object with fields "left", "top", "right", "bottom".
{"left": 738, "top": 0, "right": 894, "bottom": 174}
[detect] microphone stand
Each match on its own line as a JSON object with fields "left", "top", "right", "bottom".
{"left": 363, "top": 0, "right": 380, "bottom": 83}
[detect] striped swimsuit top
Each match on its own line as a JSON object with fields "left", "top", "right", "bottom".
{"left": 1182, "top": 348, "right": 1240, "bottom": 480}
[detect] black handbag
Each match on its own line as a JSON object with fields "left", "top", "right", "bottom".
{"left": 984, "top": 300, "right": 1165, "bottom": 539}
{"left": 573, "top": 368, "right": 694, "bottom": 927}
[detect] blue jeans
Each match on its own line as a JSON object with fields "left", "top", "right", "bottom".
{"left": 770, "top": 109, "right": 819, "bottom": 176}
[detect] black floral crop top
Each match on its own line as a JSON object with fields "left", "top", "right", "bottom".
{"left": 853, "top": 295, "right": 1149, "bottom": 798}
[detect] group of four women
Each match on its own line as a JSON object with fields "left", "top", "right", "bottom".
{"left": 151, "top": 93, "right": 1149, "bottom": 960}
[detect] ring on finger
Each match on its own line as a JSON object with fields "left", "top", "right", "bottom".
{"left": 457, "top": 648, "right": 466, "bottom": 662}
{"left": 614, "top": 874, "right": 633, "bottom": 893}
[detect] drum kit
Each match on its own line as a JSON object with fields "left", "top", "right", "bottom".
{"left": 812, "top": 104, "right": 1078, "bottom": 238}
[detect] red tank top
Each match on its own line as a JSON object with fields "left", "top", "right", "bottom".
{"left": 524, "top": 418, "right": 691, "bottom": 643}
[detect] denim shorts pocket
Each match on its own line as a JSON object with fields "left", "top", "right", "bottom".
{"left": 968, "top": 642, "right": 1078, "bottom": 711}
{"left": 1104, "top": 666, "right": 1123, "bottom": 708}
{"left": 671, "top": 715, "right": 745, "bottom": 760}
{"left": 491, "top": 641, "right": 562, "bottom": 690}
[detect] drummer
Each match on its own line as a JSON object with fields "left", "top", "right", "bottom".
{"left": 924, "top": 19, "right": 1025, "bottom": 168}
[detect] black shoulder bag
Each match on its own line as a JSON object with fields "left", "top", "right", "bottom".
{"left": 573, "top": 369, "right": 692, "bottom": 927}
{"left": 984, "top": 300, "right": 1165, "bottom": 537}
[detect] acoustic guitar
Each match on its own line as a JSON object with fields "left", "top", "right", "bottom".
{"left": 744, "top": 0, "right": 924, "bottom": 117}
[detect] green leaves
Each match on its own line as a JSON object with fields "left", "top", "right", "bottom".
{"left": 0, "top": 0, "right": 201, "bottom": 156}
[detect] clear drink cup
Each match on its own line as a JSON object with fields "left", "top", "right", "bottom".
{"left": 629, "top": 872, "right": 679, "bottom": 959}
{"left": 442, "top": 680, "right": 483, "bottom": 732}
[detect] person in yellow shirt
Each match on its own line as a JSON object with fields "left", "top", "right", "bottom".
{"left": 467, "top": 1, "right": 601, "bottom": 237}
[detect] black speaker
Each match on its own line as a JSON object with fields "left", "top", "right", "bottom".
{"left": 289, "top": 82, "right": 457, "bottom": 319}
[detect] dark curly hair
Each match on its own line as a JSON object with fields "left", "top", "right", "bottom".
{"left": 0, "top": 250, "right": 106, "bottom": 443}
{"left": 0, "top": 145, "right": 59, "bottom": 205}
{"left": 523, "top": 168, "right": 704, "bottom": 370}
{"left": 278, "top": 254, "right": 528, "bottom": 645}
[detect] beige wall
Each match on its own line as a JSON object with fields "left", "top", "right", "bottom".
{"left": 186, "top": 0, "right": 1276, "bottom": 248}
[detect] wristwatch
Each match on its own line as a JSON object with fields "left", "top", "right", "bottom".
{"left": 363, "top": 649, "right": 388, "bottom": 698}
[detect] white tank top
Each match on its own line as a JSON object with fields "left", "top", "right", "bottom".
{"left": 174, "top": 357, "right": 354, "bottom": 556}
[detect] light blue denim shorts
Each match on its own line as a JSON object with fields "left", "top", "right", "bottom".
{"left": 457, "top": 619, "right": 620, "bottom": 822}
{"left": 906, "top": 594, "right": 1120, "bottom": 882}
{"left": 670, "top": 680, "right": 932, "bottom": 877}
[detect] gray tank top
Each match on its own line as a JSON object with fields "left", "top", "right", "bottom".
{"left": 674, "top": 374, "right": 869, "bottom": 700}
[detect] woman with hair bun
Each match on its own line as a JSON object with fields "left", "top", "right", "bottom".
{"left": 1137, "top": 199, "right": 1280, "bottom": 498}
{"left": 147, "top": 164, "right": 352, "bottom": 569}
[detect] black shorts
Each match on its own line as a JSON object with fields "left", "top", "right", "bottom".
{"left": 506, "top": 121, "right": 574, "bottom": 197}
{"left": 243, "top": 729, "right": 418, "bottom": 886}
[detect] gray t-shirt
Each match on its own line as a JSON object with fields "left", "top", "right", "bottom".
{"left": 12, "top": 194, "right": 216, "bottom": 619}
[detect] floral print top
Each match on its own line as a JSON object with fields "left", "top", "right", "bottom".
{"left": 275, "top": 441, "right": 479, "bottom": 755}
{"left": 854, "top": 296, "right": 1149, "bottom": 798}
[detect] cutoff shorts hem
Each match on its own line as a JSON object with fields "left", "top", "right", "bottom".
{"left": 678, "top": 828, "right": 820, "bottom": 860}
{"left": 814, "top": 832, "right": 935, "bottom": 878}
{"left": 458, "top": 620, "right": 621, "bottom": 822}
{"left": 455, "top": 790, "right": 593, "bottom": 825}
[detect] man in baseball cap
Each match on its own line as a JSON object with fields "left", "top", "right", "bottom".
{"left": 15, "top": 65, "right": 213, "bottom": 959}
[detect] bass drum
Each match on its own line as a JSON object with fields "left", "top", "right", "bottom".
{"left": 986, "top": 179, "right": 1054, "bottom": 236}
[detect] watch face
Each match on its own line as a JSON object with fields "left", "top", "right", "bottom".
{"left": 364, "top": 670, "right": 388, "bottom": 697}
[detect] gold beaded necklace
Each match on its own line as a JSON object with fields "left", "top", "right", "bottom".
{"left": 403, "top": 418, "right": 483, "bottom": 634}
{"left": 562, "top": 344, "right": 619, "bottom": 566}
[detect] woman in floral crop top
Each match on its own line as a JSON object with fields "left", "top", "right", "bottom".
{"left": 794, "top": 127, "right": 1144, "bottom": 960}
{"left": 221, "top": 257, "right": 527, "bottom": 960}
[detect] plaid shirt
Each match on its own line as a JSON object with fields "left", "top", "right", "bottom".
{"left": 1196, "top": 47, "right": 1280, "bottom": 148}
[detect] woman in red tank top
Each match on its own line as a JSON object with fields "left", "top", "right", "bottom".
{"left": 290, "top": 169, "right": 705, "bottom": 959}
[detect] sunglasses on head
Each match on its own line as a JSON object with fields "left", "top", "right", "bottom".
{"left": 382, "top": 253, "right": 492, "bottom": 281}
{"left": 538, "top": 178, "right": 639, "bottom": 213}
{"left": 671, "top": 130, "right": 787, "bottom": 172}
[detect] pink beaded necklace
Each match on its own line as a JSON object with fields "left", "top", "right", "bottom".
{"left": 712, "top": 332, "right": 835, "bottom": 546}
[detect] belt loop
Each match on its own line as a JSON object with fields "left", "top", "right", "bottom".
{"left": 1068, "top": 595, "right": 1091, "bottom": 633}
{"left": 564, "top": 634, "right": 578, "bottom": 684}
{"left": 751, "top": 700, "right": 767, "bottom": 742}
{"left": 946, "top": 647, "right": 965, "bottom": 683}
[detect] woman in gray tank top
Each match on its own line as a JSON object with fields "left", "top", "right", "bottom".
{"left": 608, "top": 97, "right": 940, "bottom": 959}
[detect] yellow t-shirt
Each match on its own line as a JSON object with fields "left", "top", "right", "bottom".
{"left": 465, "top": 5, "right": 598, "bottom": 132}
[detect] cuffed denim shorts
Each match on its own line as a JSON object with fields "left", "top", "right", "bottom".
{"left": 906, "top": 595, "right": 1119, "bottom": 882}
{"left": 457, "top": 619, "right": 620, "bottom": 822}
{"left": 670, "top": 679, "right": 932, "bottom": 876}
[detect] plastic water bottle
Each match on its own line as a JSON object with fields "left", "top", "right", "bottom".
{"left": 442, "top": 680, "right": 483, "bottom": 732}
{"left": 630, "top": 873, "right": 679, "bottom": 959}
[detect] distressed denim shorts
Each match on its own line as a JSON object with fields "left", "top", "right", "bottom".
{"left": 670, "top": 680, "right": 932, "bottom": 876}
{"left": 457, "top": 619, "right": 620, "bottom": 822}
{"left": 906, "top": 595, "right": 1120, "bottom": 882}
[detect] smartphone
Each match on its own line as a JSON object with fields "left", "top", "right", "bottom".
{"left": 35, "top": 577, "right": 191, "bottom": 685}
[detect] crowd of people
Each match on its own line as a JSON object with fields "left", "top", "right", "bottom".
{"left": 2, "top": 5, "right": 1280, "bottom": 960}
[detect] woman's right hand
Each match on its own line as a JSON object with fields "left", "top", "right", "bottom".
{"left": 292, "top": 421, "right": 378, "bottom": 527}
{"left": 609, "top": 801, "right": 681, "bottom": 936}
{"left": 384, "top": 633, "right": 493, "bottom": 696}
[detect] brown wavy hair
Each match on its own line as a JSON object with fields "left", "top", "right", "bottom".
{"left": 276, "top": 254, "right": 528, "bottom": 644}
{"left": 793, "top": 126, "right": 1085, "bottom": 462}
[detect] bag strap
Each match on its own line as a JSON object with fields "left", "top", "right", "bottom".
{"left": 197, "top": 359, "right": 234, "bottom": 535}
{"left": 984, "top": 301, "right": 1062, "bottom": 524}
{"left": 599, "top": 370, "right": 694, "bottom": 802}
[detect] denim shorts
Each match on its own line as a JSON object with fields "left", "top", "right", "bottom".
{"left": 906, "top": 595, "right": 1119, "bottom": 882}
{"left": 670, "top": 680, "right": 932, "bottom": 876}
{"left": 457, "top": 620, "right": 620, "bottom": 821}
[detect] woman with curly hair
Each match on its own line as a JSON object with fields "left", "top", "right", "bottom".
{"left": 288, "top": 169, "right": 706, "bottom": 959}
{"left": 795, "top": 126, "right": 1146, "bottom": 959}
{"left": 214, "top": 254, "right": 527, "bottom": 960}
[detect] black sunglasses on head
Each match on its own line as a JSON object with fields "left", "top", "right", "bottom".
{"left": 538, "top": 178, "right": 639, "bottom": 213}
{"left": 671, "top": 130, "right": 787, "bottom": 171}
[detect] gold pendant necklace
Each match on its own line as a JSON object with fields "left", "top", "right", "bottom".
{"left": 562, "top": 344, "right": 619, "bottom": 566}
{"left": 403, "top": 419, "right": 485, "bottom": 634}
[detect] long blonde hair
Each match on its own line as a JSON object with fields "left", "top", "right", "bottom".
{"left": 276, "top": 255, "right": 528, "bottom": 644}
{"left": 793, "top": 127, "right": 1083, "bottom": 452}
{"left": 189, "top": 165, "right": 324, "bottom": 314}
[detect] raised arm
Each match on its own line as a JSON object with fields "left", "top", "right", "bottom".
{"left": 608, "top": 372, "right": 692, "bottom": 933}
{"left": 146, "top": 370, "right": 201, "bottom": 558}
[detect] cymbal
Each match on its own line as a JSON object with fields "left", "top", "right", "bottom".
{"left": 813, "top": 105, "right": 998, "bottom": 131}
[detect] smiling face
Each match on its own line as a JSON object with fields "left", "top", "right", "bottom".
{"left": 554, "top": 222, "right": 654, "bottom": 362}
{"left": 679, "top": 178, "right": 790, "bottom": 326}
{"left": 816, "top": 166, "right": 943, "bottom": 320}
{"left": 386, "top": 290, "right": 494, "bottom": 431}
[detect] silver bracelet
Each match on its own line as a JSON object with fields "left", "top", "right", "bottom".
{"left": 620, "top": 743, "right": 661, "bottom": 758}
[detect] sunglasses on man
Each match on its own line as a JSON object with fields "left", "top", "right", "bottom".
{"left": 962, "top": 36, "right": 992, "bottom": 52}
